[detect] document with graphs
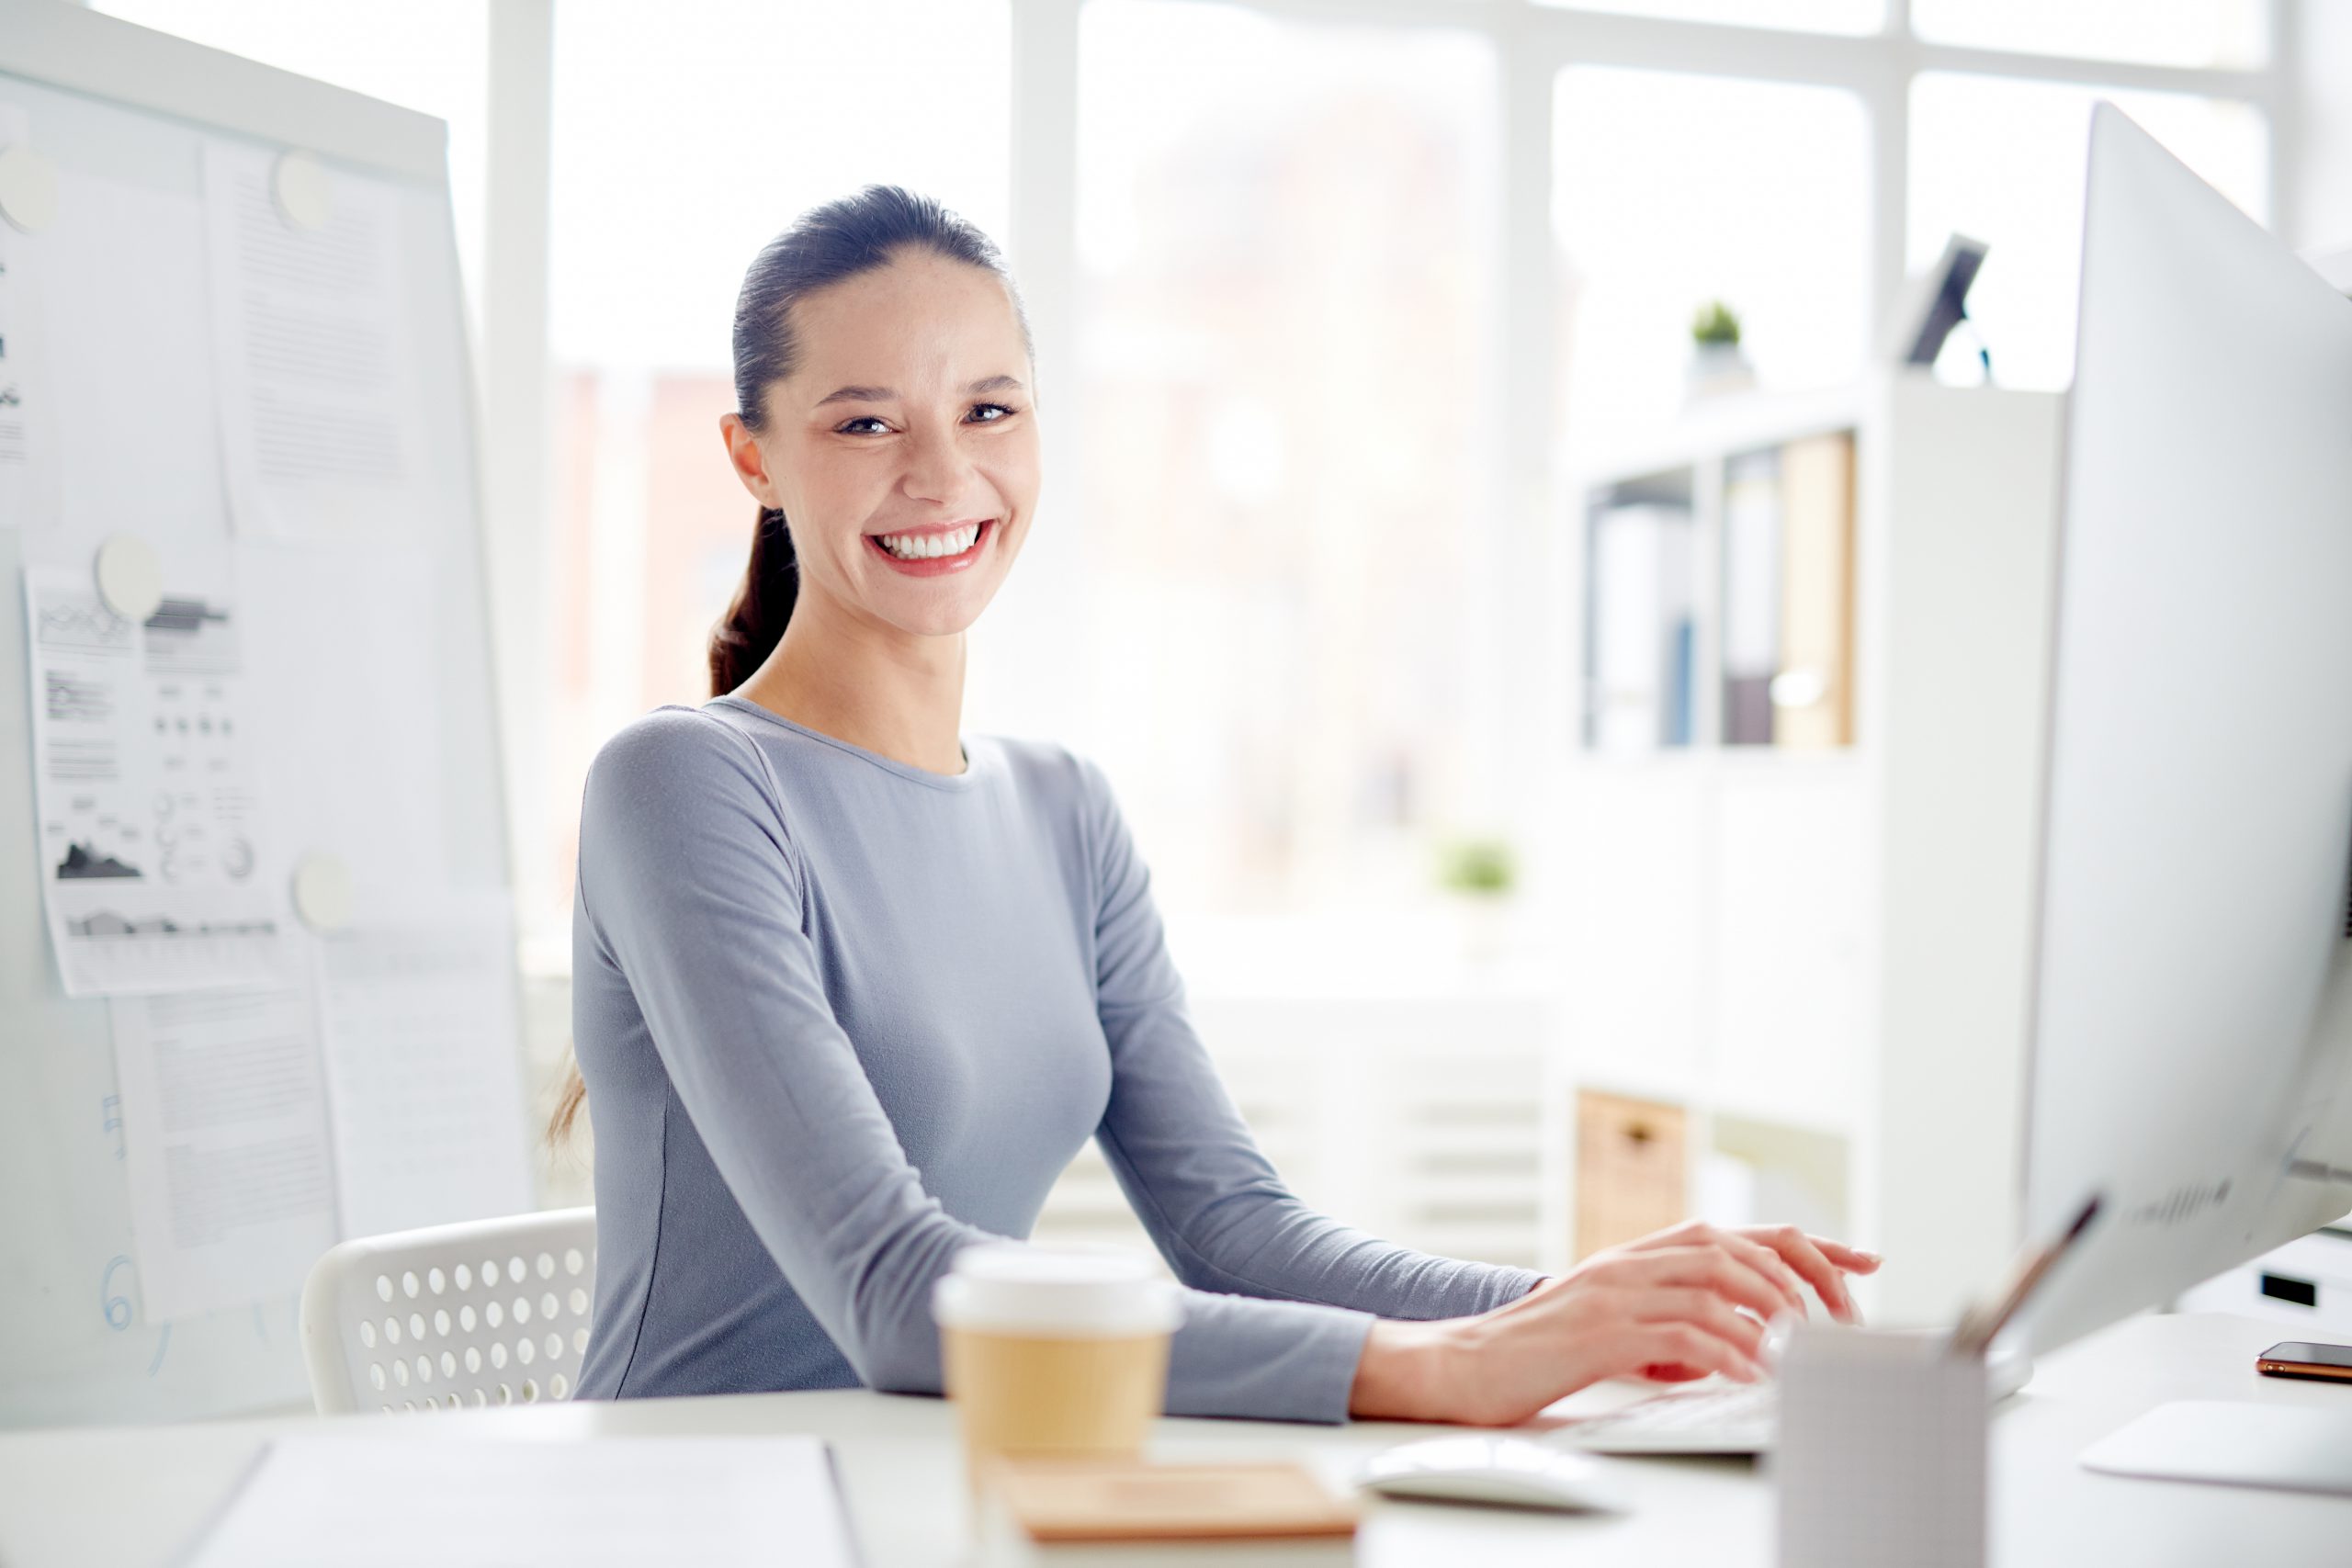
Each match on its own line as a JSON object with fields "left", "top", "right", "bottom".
{"left": 22, "top": 564, "right": 294, "bottom": 996}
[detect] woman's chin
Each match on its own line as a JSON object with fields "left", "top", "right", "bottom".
{"left": 869, "top": 590, "right": 998, "bottom": 641}
{"left": 861, "top": 554, "right": 1012, "bottom": 637}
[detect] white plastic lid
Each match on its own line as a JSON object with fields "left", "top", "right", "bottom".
{"left": 931, "top": 1245, "right": 1182, "bottom": 1338}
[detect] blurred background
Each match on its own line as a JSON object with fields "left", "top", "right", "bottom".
{"left": 82, "top": 0, "right": 2352, "bottom": 1302}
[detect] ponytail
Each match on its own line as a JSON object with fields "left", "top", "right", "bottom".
{"left": 709, "top": 505, "right": 798, "bottom": 696}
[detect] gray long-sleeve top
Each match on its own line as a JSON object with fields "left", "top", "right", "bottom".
{"left": 570, "top": 695, "right": 1542, "bottom": 1421}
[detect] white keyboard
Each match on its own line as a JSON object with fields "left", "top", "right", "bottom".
{"left": 1553, "top": 1382, "right": 1781, "bottom": 1456}
{"left": 1552, "top": 1342, "right": 2035, "bottom": 1456}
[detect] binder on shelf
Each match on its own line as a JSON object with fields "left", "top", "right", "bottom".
{"left": 1721, "top": 448, "right": 1782, "bottom": 746}
{"left": 1574, "top": 1089, "right": 1688, "bottom": 1259}
{"left": 1588, "top": 503, "right": 1696, "bottom": 752}
{"left": 1774, "top": 433, "right": 1858, "bottom": 749}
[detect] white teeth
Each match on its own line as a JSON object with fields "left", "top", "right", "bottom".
{"left": 878, "top": 524, "right": 981, "bottom": 560}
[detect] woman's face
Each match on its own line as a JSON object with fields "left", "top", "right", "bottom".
{"left": 723, "top": 249, "right": 1039, "bottom": 643}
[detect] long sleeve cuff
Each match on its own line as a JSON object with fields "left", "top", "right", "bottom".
{"left": 1474, "top": 1264, "right": 1549, "bottom": 1312}
{"left": 1372, "top": 1257, "right": 1547, "bottom": 1322}
{"left": 1159, "top": 1265, "right": 1543, "bottom": 1426}
{"left": 1161, "top": 1292, "right": 1377, "bottom": 1425}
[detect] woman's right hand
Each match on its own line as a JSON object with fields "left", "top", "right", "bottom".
{"left": 1348, "top": 1224, "right": 1871, "bottom": 1427}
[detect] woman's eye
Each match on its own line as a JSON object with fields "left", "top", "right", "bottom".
{"left": 836, "top": 416, "right": 890, "bottom": 435}
{"left": 967, "top": 402, "right": 1014, "bottom": 423}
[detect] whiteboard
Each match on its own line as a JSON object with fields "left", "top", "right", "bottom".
{"left": 0, "top": 1, "right": 521, "bottom": 1426}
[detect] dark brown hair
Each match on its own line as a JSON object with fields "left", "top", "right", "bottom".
{"left": 548, "top": 185, "right": 1028, "bottom": 1148}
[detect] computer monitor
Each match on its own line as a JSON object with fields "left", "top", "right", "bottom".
{"left": 2016, "top": 103, "right": 2352, "bottom": 1363}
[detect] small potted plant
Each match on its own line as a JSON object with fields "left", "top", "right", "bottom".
{"left": 1435, "top": 834, "right": 1518, "bottom": 966}
{"left": 1687, "top": 299, "right": 1757, "bottom": 401}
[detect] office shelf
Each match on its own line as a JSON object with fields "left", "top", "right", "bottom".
{"left": 1535, "top": 371, "right": 2067, "bottom": 1322}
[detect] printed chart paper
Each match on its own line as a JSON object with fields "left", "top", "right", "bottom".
{"left": 109, "top": 985, "right": 338, "bottom": 1324}
{"left": 24, "top": 565, "right": 294, "bottom": 996}
{"left": 201, "top": 141, "right": 427, "bottom": 542}
{"left": 315, "top": 896, "right": 534, "bottom": 1238}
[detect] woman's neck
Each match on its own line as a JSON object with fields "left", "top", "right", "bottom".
{"left": 731, "top": 595, "right": 968, "bottom": 776}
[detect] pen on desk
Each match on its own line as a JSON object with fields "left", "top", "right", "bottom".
{"left": 1947, "top": 1190, "right": 2103, "bottom": 1360}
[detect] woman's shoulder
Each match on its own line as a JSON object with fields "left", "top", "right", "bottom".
{"left": 577, "top": 705, "right": 802, "bottom": 892}
{"left": 584, "top": 704, "right": 778, "bottom": 808}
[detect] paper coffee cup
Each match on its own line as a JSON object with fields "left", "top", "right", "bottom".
{"left": 933, "top": 1245, "right": 1182, "bottom": 1492}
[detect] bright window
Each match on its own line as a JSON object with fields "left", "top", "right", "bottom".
{"left": 1074, "top": 0, "right": 1503, "bottom": 918}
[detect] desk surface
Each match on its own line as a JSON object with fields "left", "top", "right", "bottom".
{"left": 3, "top": 1312, "right": 2346, "bottom": 1566}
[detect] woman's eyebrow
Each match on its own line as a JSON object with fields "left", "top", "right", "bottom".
{"left": 814, "top": 384, "right": 894, "bottom": 407}
{"left": 813, "top": 375, "right": 1026, "bottom": 408}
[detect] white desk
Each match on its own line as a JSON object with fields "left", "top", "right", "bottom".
{"left": 1, "top": 1313, "right": 2344, "bottom": 1566}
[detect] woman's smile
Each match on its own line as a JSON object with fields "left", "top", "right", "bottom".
{"left": 865, "top": 517, "right": 999, "bottom": 576}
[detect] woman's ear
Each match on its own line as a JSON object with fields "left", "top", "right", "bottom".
{"left": 719, "top": 411, "right": 776, "bottom": 507}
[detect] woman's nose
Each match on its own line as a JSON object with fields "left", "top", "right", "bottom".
{"left": 899, "top": 423, "right": 978, "bottom": 504}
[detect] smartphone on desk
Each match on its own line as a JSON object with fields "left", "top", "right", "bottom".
{"left": 2256, "top": 1341, "right": 2352, "bottom": 1383}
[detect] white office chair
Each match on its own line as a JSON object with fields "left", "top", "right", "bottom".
{"left": 300, "top": 1207, "right": 600, "bottom": 1416}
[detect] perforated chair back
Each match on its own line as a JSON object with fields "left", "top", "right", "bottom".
{"left": 300, "top": 1207, "right": 599, "bottom": 1415}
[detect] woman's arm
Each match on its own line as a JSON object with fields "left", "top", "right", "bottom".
{"left": 578, "top": 710, "right": 1379, "bottom": 1421}
{"left": 1071, "top": 750, "right": 1544, "bottom": 1321}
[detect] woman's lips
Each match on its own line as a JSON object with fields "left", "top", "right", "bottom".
{"left": 865, "top": 518, "right": 996, "bottom": 577}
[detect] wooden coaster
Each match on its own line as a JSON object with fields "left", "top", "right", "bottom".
{"left": 991, "top": 1458, "right": 1359, "bottom": 1544}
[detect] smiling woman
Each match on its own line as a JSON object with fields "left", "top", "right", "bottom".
{"left": 552, "top": 184, "right": 1879, "bottom": 1424}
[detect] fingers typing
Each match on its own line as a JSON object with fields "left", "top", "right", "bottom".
{"left": 1633, "top": 1288, "right": 1768, "bottom": 1363}
{"left": 1752, "top": 1224, "right": 1860, "bottom": 1323}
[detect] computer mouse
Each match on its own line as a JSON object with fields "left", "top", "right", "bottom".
{"left": 1357, "top": 1435, "right": 1632, "bottom": 1513}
